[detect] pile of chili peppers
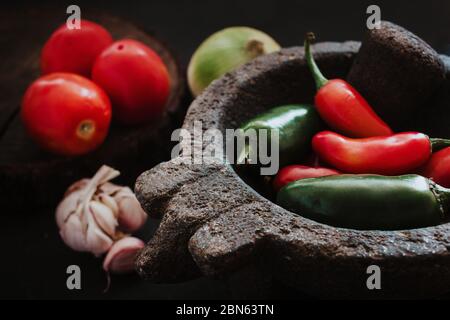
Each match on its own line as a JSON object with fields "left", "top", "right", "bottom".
{"left": 240, "top": 33, "right": 450, "bottom": 231}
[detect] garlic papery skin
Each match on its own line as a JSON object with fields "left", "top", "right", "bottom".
{"left": 59, "top": 213, "right": 88, "bottom": 252}
{"left": 187, "top": 26, "right": 280, "bottom": 97}
{"left": 103, "top": 237, "right": 145, "bottom": 274}
{"left": 55, "top": 165, "right": 147, "bottom": 256}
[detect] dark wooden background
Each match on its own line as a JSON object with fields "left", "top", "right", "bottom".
{"left": 1, "top": 0, "right": 450, "bottom": 299}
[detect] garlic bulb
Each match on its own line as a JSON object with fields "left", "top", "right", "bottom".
{"left": 56, "top": 165, "right": 147, "bottom": 256}
{"left": 187, "top": 26, "right": 280, "bottom": 97}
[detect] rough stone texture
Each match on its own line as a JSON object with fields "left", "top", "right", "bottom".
{"left": 135, "top": 42, "right": 450, "bottom": 298}
{"left": 347, "top": 21, "right": 445, "bottom": 131}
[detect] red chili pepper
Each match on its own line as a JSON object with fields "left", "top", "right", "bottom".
{"left": 304, "top": 33, "right": 393, "bottom": 138}
{"left": 420, "top": 147, "right": 450, "bottom": 188}
{"left": 312, "top": 131, "right": 450, "bottom": 175}
{"left": 273, "top": 165, "right": 340, "bottom": 192}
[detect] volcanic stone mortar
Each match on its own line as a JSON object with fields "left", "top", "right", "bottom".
{"left": 135, "top": 42, "right": 450, "bottom": 299}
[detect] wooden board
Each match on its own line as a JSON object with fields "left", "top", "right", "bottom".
{"left": 0, "top": 9, "right": 187, "bottom": 210}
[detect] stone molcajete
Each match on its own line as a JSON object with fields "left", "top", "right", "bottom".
{"left": 134, "top": 41, "right": 450, "bottom": 298}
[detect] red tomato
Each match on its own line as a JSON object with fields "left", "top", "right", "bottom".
{"left": 41, "top": 20, "right": 113, "bottom": 77}
{"left": 92, "top": 39, "right": 170, "bottom": 125}
{"left": 273, "top": 165, "right": 340, "bottom": 192}
{"left": 21, "top": 73, "right": 112, "bottom": 156}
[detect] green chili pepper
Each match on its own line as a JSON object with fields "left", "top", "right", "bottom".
{"left": 277, "top": 174, "right": 449, "bottom": 230}
{"left": 238, "top": 104, "right": 323, "bottom": 167}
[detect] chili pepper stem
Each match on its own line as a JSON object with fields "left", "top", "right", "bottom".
{"left": 430, "top": 138, "right": 450, "bottom": 152}
{"left": 304, "top": 32, "right": 328, "bottom": 90}
{"left": 432, "top": 183, "right": 450, "bottom": 218}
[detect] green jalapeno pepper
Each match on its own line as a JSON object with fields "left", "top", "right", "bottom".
{"left": 238, "top": 104, "right": 323, "bottom": 167}
{"left": 277, "top": 174, "right": 449, "bottom": 230}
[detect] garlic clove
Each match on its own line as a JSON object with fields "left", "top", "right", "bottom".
{"left": 103, "top": 237, "right": 144, "bottom": 274}
{"left": 115, "top": 189, "right": 147, "bottom": 233}
{"left": 98, "top": 193, "right": 119, "bottom": 218}
{"left": 85, "top": 223, "right": 114, "bottom": 257}
{"left": 84, "top": 204, "right": 114, "bottom": 257}
{"left": 89, "top": 200, "right": 117, "bottom": 238}
{"left": 59, "top": 214, "right": 87, "bottom": 252}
